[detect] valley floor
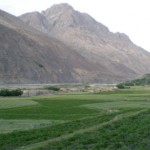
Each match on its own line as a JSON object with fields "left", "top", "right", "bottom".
{"left": 0, "top": 86, "right": 149, "bottom": 150}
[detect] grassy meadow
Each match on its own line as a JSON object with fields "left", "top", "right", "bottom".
{"left": 0, "top": 86, "right": 149, "bottom": 150}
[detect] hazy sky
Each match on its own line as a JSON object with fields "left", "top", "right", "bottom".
{"left": 1, "top": 0, "right": 150, "bottom": 52}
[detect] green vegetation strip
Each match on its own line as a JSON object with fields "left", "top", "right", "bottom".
{"left": 82, "top": 100, "right": 150, "bottom": 110}
{"left": 0, "top": 119, "right": 65, "bottom": 134}
{"left": 0, "top": 99, "right": 38, "bottom": 109}
{"left": 18, "top": 109, "right": 146, "bottom": 150}
{"left": 0, "top": 99, "right": 101, "bottom": 120}
{"left": 0, "top": 111, "right": 123, "bottom": 150}
{"left": 117, "top": 74, "right": 150, "bottom": 88}
{"left": 34, "top": 109, "right": 148, "bottom": 150}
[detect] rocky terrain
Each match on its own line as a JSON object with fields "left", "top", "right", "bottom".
{"left": 0, "top": 3, "right": 150, "bottom": 84}
{"left": 0, "top": 9, "right": 98, "bottom": 83}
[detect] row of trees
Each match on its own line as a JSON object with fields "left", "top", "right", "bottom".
{"left": 0, "top": 89, "right": 23, "bottom": 96}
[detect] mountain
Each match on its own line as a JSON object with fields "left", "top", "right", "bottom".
{"left": 20, "top": 4, "right": 150, "bottom": 79}
{"left": 0, "top": 9, "right": 100, "bottom": 84}
{"left": 0, "top": 3, "right": 150, "bottom": 84}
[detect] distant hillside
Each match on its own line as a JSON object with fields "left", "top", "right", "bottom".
{"left": 130, "top": 74, "right": 150, "bottom": 85}
{"left": 117, "top": 74, "right": 150, "bottom": 88}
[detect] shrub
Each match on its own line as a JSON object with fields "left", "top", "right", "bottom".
{"left": 45, "top": 86, "right": 60, "bottom": 91}
{"left": 0, "top": 89, "right": 23, "bottom": 96}
{"left": 116, "top": 84, "right": 125, "bottom": 89}
{"left": 124, "top": 82, "right": 134, "bottom": 86}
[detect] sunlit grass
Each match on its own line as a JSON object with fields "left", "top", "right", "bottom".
{"left": 82, "top": 100, "right": 150, "bottom": 110}
{"left": 0, "top": 99, "right": 38, "bottom": 109}
{"left": 0, "top": 119, "right": 65, "bottom": 134}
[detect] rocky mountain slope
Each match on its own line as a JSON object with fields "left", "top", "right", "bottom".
{"left": 0, "top": 9, "right": 100, "bottom": 83}
{"left": 20, "top": 4, "right": 150, "bottom": 80}
{"left": 0, "top": 3, "right": 150, "bottom": 84}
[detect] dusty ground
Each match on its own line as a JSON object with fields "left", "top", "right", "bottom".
{"left": 0, "top": 84, "right": 117, "bottom": 96}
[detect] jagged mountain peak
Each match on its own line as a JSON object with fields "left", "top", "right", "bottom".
{"left": 115, "top": 32, "right": 131, "bottom": 41}
{"left": 19, "top": 3, "right": 109, "bottom": 35}
{"left": 20, "top": 11, "right": 49, "bottom": 33}
{"left": 44, "top": 3, "right": 108, "bottom": 29}
{"left": 21, "top": 11, "right": 42, "bottom": 18}
{"left": 42, "top": 3, "right": 75, "bottom": 24}
{"left": 20, "top": 11, "right": 45, "bottom": 23}
{"left": 43, "top": 3, "right": 74, "bottom": 14}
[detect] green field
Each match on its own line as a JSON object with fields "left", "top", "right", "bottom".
{"left": 0, "top": 86, "right": 150, "bottom": 150}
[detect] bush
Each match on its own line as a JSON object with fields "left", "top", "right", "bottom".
{"left": 116, "top": 84, "right": 125, "bottom": 89}
{"left": 0, "top": 89, "right": 23, "bottom": 96}
{"left": 45, "top": 86, "right": 60, "bottom": 91}
{"left": 124, "top": 82, "right": 134, "bottom": 86}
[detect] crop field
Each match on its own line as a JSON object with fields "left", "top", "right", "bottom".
{"left": 0, "top": 86, "right": 149, "bottom": 150}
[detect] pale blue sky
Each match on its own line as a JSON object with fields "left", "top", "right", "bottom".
{"left": 1, "top": 0, "right": 150, "bottom": 52}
